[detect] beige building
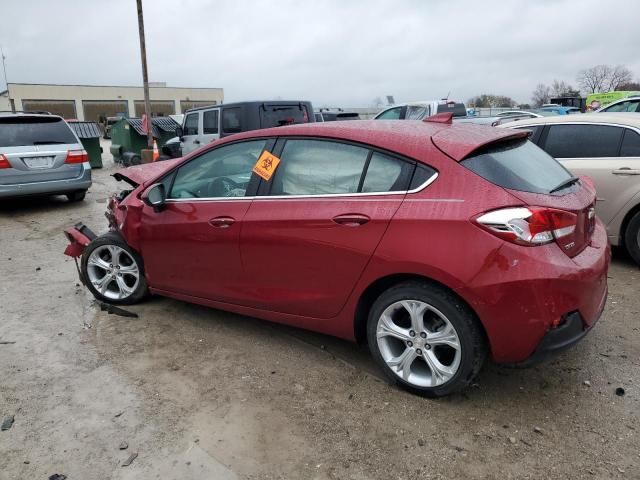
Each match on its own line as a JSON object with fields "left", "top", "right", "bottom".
{"left": 3, "top": 82, "right": 223, "bottom": 122}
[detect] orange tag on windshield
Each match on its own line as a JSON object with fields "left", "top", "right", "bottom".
{"left": 253, "top": 150, "right": 281, "bottom": 181}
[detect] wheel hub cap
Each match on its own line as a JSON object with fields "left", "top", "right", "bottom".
{"left": 86, "top": 244, "right": 140, "bottom": 301}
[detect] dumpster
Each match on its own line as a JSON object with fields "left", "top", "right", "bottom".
{"left": 66, "top": 121, "right": 103, "bottom": 169}
{"left": 110, "top": 117, "right": 180, "bottom": 166}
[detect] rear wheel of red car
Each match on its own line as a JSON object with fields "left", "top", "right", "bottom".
{"left": 624, "top": 211, "right": 640, "bottom": 266}
{"left": 81, "top": 232, "right": 148, "bottom": 305}
{"left": 367, "top": 281, "right": 487, "bottom": 397}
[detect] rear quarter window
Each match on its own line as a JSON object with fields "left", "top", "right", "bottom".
{"left": 0, "top": 117, "right": 77, "bottom": 147}
{"left": 461, "top": 138, "right": 573, "bottom": 194}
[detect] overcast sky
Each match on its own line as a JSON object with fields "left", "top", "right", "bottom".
{"left": 2, "top": 0, "right": 639, "bottom": 107}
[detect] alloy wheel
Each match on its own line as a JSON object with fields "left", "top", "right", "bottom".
{"left": 376, "top": 300, "right": 462, "bottom": 387}
{"left": 86, "top": 245, "right": 140, "bottom": 301}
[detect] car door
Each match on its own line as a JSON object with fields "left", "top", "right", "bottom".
{"left": 239, "top": 138, "right": 416, "bottom": 318}
{"left": 539, "top": 123, "right": 634, "bottom": 229}
{"left": 200, "top": 108, "right": 220, "bottom": 145}
{"left": 136, "top": 138, "right": 273, "bottom": 302}
{"left": 181, "top": 111, "right": 201, "bottom": 155}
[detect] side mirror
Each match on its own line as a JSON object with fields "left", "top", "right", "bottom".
{"left": 142, "top": 183, "right": 166, "bottom": 212}
{"left": 176, "top": 126, "right": 183, "bottom": 140}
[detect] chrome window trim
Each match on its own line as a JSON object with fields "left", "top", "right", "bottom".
{"left": 164, "top": 171, "right": 438, "bottom": 203}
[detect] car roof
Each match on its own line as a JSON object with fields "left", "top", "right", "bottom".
{"left": 498, "top": 112, "right": 640, "bottom": 128}
{"left": 0, "top": 112, "right": 64, "bottom": 121}
{"left": 216, "top": 120, "right": 528, "bottom": 162}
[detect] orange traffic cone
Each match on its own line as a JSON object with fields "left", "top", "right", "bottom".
{"left": 152, "top": 139, "right": 159, "bottom": 162}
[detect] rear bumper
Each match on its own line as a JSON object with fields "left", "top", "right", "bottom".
{"left": 457, "top": 220, "right": 610, "bottom": 363}
{"left": 0, "top": 164, "right": 92, "bottom": 198}
{"left": 514, "top": 304, "right": 604, "bottom": 367}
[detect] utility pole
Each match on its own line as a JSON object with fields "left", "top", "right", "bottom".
{"left": 1, "top": 45, "right": 12, "bottom": 112}
{"left": 136, "top": 0, "right": 153, "bottom": 148}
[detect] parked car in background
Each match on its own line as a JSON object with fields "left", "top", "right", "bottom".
{"left": 501, "top": 113, "right": 640, "bottom": 264}
{"left": 374, "top": 100, "right": 467, "bottom": 120}
{"left": 0, "top": 112, "right": 91, "bottom": 201}
{"left": 538, "top": 105, "right": 581, "bottom": 115}
{"left": 163, "top": 101, "right": 314, "bottom": 158}
{"left": 314, "top": 112, "right": 324, "bottom": 122}
{"left": 65, "top": 118, "right": 609, "bottom": 397}
{"left": 596, "top": 96, "right": 640, "bottom": 113}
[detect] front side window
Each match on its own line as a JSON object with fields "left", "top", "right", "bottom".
{"left": 270, "top": 140, "right": 369, "bottom": 195}
{"left": 376, "top": 107, "right": 402, "bottom": 120}
{"left": 543, "top": 124, "right": 623, "bottom": 158}
{"left": 183, "top": 113, "right": 199, "bottom": 136}
{"left": 203, "top": 110, "right": 219, "bottom": 134}
{"left": 169, "top": 140, "right": 267, "bottom": 199}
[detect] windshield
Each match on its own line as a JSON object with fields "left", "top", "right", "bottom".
{"left": 0, "top": 117, "right": 77, "bottom": 147}
{"left": 461, "top": 138, "right": 573, "bottom": 194}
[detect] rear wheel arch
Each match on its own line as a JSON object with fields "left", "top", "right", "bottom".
{"left": 620, "top": 201, "right": 640, "bottom": 246}
{"left": 353, "top": 273, "right": 488, "bottom": 349}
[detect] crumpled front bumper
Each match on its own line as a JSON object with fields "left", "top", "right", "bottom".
{"left": 63, "top": 223, "right": 97, "bottom": 258}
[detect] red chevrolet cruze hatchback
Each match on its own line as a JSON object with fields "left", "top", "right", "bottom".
{"left": 64, "top": 115, "right": 610, "bottom": 396}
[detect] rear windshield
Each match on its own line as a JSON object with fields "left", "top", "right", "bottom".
{"left": 461, "top": 138, "right": 573, "bottom": 194}
{"left": 260, "top": 104, "right": 310, "bottom": 127}
{"left": 436, "top": 103, "right": 467, "bottom": 117}
{"left": 0, "top": 117, "right": 77, "bottom": 147}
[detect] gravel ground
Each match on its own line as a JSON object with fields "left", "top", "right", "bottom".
{"left": 0, "top": 143, "right": 638, "bottom": 479}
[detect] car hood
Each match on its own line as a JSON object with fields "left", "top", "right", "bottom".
{"left": 112, "top": 158, "right": 182, "bottom": 187}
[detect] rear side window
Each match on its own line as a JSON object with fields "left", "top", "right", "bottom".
{"left": 222, "top": 108, "right": 242, "bottom": 134}
{"left": 260, "top": 104, "right": 310, "bottom": 127}
{"left": 513, "top": 125, "right": 543, "bottom": 143}
{"left": 405, "top": 105, "right": 429, "bottom": 120}
{"left": 621, "top": 129, "right": 640, "bottom": 157}
{"left": 270, "top": 140, "right": 369, "bottom": 195}
{"left": 361, "top": 153, "right": 413, "bottom": 193}
{"left": 203, "top": 110, "right": 219, "bottom": 134}
{"left": 0, "top": 117, "right": 77, "bottom": 147}
{"left": 462, "top": 138, "right": 573, "bottom": 194}
{"left": 183, "top": 113, "right": 198, "bottom": 136}
{"left": 543, "top": 124, "right": 623, "bottom": 158}
{"left": 410, "top": 164, "right": 437, "bottom": 189}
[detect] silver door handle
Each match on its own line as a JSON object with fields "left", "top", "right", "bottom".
{"left": 612, "top": 168, "right": 640, "bottom": 175}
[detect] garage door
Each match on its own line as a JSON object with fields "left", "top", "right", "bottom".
{"left": 134, "top": 101, "right": 175, "bottom": 117}
{"left": 22, "top": 100, "right": 76, "bottom": 119}
{"left": 82, "top": 101, "right": 129, "bottom": 123}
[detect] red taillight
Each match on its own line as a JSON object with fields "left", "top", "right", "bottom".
{"left": 0, "top": 154, "right": 11, "bottom": 169}
{"left": 474, "top": 207, "right": 577, "bottom": 246}
{"left": 65, "top": 149, "right": 88, "bottom": 164}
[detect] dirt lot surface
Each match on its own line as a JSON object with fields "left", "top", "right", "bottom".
{"left": 1, "top": 145, "right": 639, "bottom": 480}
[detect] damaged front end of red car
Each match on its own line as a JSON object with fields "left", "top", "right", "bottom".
{"left": 63, "top": 223, "right": 98, "bottom": 258}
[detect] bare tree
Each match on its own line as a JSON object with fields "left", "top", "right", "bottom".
{"left": 531, "top": 83, "right": 552, "bottom": 107}
{"left": 551, "top": 79, "right": 578, "bottom": 97}
{"left": 577, "top": 65, "right": 611, "bottom": 94}
{"left": 606, "top": 65, "right": 633, "bottom": 91}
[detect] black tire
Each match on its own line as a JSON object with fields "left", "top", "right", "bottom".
{"left": 66, "top": 190, "right": 87, "bottom": 202}
{"left": 81, "top": 232, "right": 148, "bottom": 305}
{"left": 624, "top": 211, "right": 640, "bottom": 266}
{"left": 366, "top": 281, "right": 487, "bottom": 397}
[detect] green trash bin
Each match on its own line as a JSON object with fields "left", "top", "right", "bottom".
{"left": 110, "top": 117, "right": 180, "bottom": 165}
{"left": 66, "top": 121, "right": 104, "bottom": 169}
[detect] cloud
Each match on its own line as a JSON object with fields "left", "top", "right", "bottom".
{"left": 1, "top": 0, "right": 639, "bottom": 106}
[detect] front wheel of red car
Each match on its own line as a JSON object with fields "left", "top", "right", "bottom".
{"left": 367, "top": 281, "right": 488, "bottom": 397}
{"left": 81, "top": 232, "right": 149, "bottom": 305}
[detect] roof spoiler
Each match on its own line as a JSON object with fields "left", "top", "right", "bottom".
{"left": 424, "top": 112, "right": 453, "bottom": 124}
